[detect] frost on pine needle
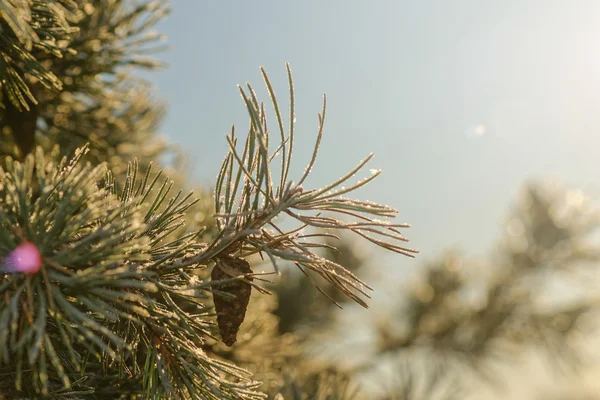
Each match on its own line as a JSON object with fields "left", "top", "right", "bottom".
{"left": 206, "top": 64, "right": 418, "bottom": 309}
{"left": 0, "top": 148, "right": 268, "bottom": 399}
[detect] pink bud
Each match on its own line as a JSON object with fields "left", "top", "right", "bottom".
{"left": 1, "top": 242, "right": 42, "bottom": 275}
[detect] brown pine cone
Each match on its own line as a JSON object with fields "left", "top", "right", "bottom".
{"left": 211, "top": 257, "right": 253, "bottom": 346}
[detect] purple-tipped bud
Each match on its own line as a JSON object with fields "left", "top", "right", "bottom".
{"left": 2, "top": 242, "right": 42, "bottom": 275}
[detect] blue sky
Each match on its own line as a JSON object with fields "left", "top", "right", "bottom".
{"left": 148, "top": 1, "right": 600, "bottom": 266}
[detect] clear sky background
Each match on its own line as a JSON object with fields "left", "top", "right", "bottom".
{"left": 147, "top": 1, "right": 600, "bottom": 269}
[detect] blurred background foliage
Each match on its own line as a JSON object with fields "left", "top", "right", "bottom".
{"left": 263, "top": 181, "right": 600, "bottom": 399}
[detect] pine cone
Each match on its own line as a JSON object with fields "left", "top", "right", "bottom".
{"left": 211, "top": 257, "right": 253, "bottom": 346}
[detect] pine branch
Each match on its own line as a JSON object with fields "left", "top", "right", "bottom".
{"left": 0, "top": 146, "right": 264, "bottom": 399}
{"left": 0, "top": 64, "right": 417, "bottom": 398}
{"left": 0, "top": 0, "right": 79, "bottom": 111}
{"left": 1, "top": 1, "right": 170, "bottom": 166}
{"left": 178, "top": 64, "right": 418, "bottom": 309}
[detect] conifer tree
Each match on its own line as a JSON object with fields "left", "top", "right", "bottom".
{"left": 0, "top": 1, "right": 418, "bottom": 398}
